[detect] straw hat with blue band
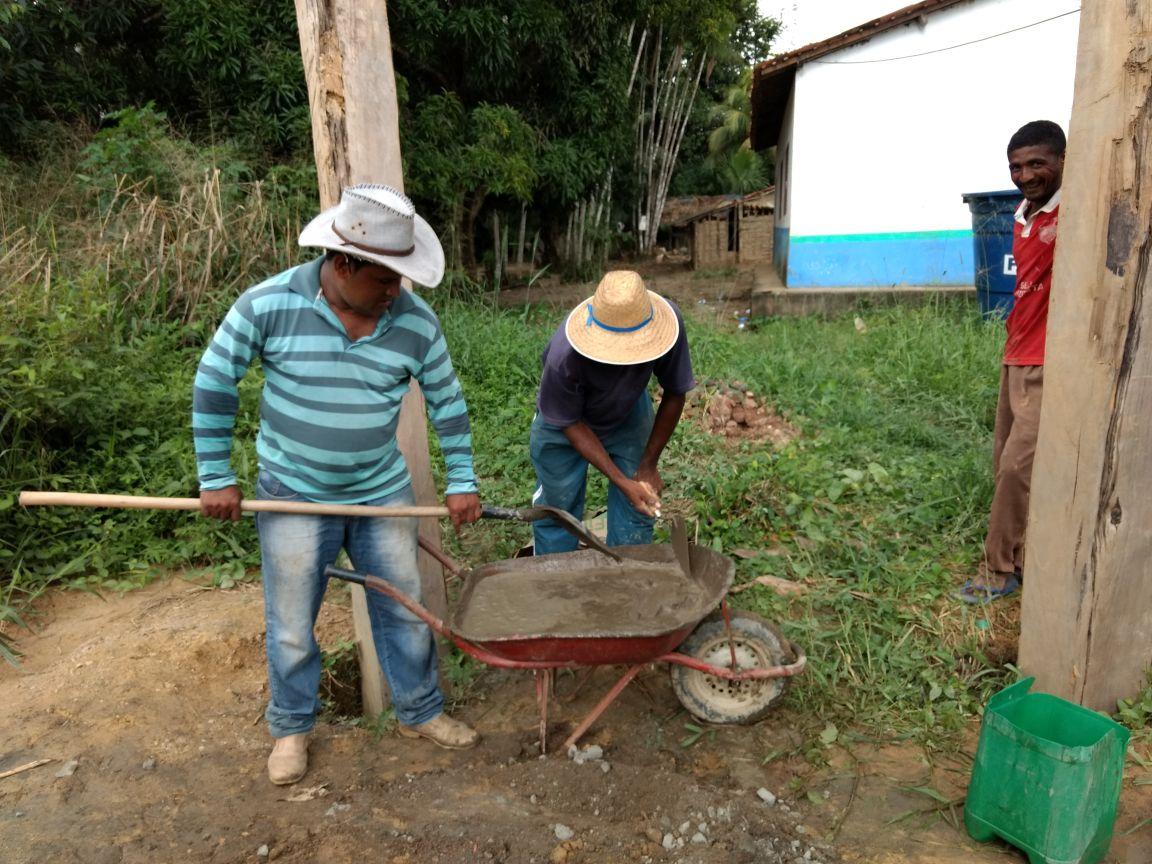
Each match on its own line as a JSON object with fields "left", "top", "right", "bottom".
{"left": 298, "top": 184, "right": 446, "bottom": 288}
{"left": 564, "top": 271, "right": 679, "bottom": 365}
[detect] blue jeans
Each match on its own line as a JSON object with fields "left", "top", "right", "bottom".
{"left": 256, "top": 470, "right": 443, "bottom": 737}
{"left": 530, "top": 394, "right": 656, "bottom": 555}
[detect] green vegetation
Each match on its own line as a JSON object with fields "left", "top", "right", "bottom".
{"left": 2, "top": 0, "right": 777, "bottom": 275}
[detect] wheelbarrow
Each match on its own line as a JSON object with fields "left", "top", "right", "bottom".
{"left": 327, "top": 532, "right": 807, "bottom": 754}
{"left": 20, "top": 490, "right": 807, "bottom": 753}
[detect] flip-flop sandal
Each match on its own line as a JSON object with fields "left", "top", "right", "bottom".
{"left": 957, "top": 575, "right": 1021, "bottom": 604}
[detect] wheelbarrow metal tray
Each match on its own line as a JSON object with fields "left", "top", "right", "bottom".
{"left": 449, "top": 544, "right": 734, "bottom": 664}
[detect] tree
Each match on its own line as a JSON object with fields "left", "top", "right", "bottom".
{"left": 703, "top": 67, "right": 771, "bottom": 194}
{"left": 627, "top": 0, "right": 778, "bottom": 254}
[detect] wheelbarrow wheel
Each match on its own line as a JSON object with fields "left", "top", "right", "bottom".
{"left": 670, "top": 610, "right": 793, "bottom": 724}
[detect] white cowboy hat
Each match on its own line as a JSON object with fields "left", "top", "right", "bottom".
{"left": 298, "top": 184, "right": 445, "bottom": 287}
{"left": 564, "top": 271, "right": 679, "bottom": 365}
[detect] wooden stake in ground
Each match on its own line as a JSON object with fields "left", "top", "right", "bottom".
{"left": 1019, "top": 0, "right": 1152, "bottom": 711}
{"left": 0, "top": 759, "right": 53, "bottom": 780}
{"left": 294, "top": 0, "right": 448, "bottom": 716}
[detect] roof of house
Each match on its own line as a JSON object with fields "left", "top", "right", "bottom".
{"left": 661, "top": 187, "right": 775, "bottom": 228}
{"left": 750, "top": 0, "right": 972, "bottom": 149}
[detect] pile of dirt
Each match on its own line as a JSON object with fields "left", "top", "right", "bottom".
{"left": 688, "top": 381, "right": 799, "bottom": 446}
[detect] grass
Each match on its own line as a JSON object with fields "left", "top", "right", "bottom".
{"left": 0, "top": 135, "right": 1021, "bottom": 751}
{"left": 443, "top": 298, "right": 1011, "bottom": 748}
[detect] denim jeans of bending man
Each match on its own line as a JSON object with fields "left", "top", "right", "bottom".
{"left": 256, "top": 471, "right": 443, "bottom": 737}
{"left": 530, "top": 393, "right": 656, "bottom": 555}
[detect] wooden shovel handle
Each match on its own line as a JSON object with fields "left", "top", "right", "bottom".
{"left": 18, "top": 491, "right": 451, "bottom": 519}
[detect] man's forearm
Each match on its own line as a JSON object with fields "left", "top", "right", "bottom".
{"left": 639, "top": 392, "right": 685, "bottom": 469}
{"left": 562, "top": 422, "right": 628, "bottom": 486}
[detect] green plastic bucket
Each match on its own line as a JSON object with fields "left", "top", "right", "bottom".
{"left": 965, "top": 677, "right": 1130, "bottom": 864}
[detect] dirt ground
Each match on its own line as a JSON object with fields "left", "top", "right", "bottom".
{"left": 3, "top": 578, "right": 1149, "bottom": 864}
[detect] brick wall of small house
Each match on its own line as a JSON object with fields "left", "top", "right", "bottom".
{"left": 740, "top": 213, "right": 774, "bottom": 263}
{"left": 692, "top": 217, "right": 738, "bottom": 268}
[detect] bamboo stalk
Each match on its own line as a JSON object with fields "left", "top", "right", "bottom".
{"left": 19, "top": 491, "right": 450, "bottom": 519}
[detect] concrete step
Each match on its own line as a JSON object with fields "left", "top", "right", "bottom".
{"left": 751, "top": 283, "right": 976, "bottom": 317}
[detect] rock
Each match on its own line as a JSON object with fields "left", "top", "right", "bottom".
{"left": 756, "top": 787, "right": 777, "bottom": 806}
{"left": 725, "top": 420, "right": 738, "bottom": 429}
{"left": 553, "top": 824, "right": 574, "bottom": 842}
{"left": 731, "top": 406, "right": 747, "bottom": 424}
{"left": 678, "top": 821, "right": 691, "bottom": 835}
{"left": 691, "top": 832, "right": 708, "bottom": 845}
{"left": 54, "top": 759, "right": 79, "bottom": 778}
{"left": 256, "top": 845, "right": 269, "bottom": 858}
{"left": 141, "top": 758, "right": 156, "bottom": 771}
{"left": 568, "top": 744, "right": 603, "bottom": 764}
{"left": 549, "top": 846, "right": 568, "bottom": 864}
{"left": 662, "top": 833, "right": 675, "bottom": 851}
{"left": 530, "top": 794, "right": 539, "bottom": 804}
{"left": 599, "top": 761, "right": 610, "bottom": 773}
{"left": 709, "top": 395, "right": 734, "bottom": 422}
{"left": 324, "top": 803, "right": 351, "bottom": 817}
{"left": 644, "top": 828, "right": 663, "bottom": 844}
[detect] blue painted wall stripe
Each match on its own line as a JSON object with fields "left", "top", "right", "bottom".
{"left": 784, "top": 230, "right": 975, "bottom": 287}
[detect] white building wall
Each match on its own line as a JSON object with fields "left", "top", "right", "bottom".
{"left": 790, "top": 0, "right": 1078, "bottom": 239}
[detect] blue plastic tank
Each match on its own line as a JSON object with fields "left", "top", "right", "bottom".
{"left": 961, "top": 189, "right": 1022, "bottom": 317}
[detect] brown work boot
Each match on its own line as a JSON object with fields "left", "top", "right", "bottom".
{"left": 267, "top": 733, "right": 309, "bottom": 785}
{"left": 398, "top": 714, "right": 480, "bottom": 750}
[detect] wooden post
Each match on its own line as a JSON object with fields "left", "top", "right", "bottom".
{"left": 1018, "top": 0, "right": 1152, "bottom": 711}
{"left": 295, "top": 0, "right": 448, "bottom": 717}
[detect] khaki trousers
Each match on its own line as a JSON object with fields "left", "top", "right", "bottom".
{"left": 983, "top": 364, "right": 1044, "bottom": 575}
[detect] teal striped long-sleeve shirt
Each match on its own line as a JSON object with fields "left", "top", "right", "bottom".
{"left": 192, "top": 256, "right": 477, "bottom": 502}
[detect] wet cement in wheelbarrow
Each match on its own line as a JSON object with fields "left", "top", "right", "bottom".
{"left": 454, "top": 559, "right": 710, "bottom": 639}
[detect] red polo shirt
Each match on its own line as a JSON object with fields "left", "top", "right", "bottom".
{"left": 1003, "top": 189, "right": 1060, "bottom": 366}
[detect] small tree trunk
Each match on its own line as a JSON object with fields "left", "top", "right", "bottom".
{"left": 461, "top": 190, "right": 485, "bottom": 275}
{"left": 516, "top": 203, "right": 527, "bottom": 265}
{"left": 492, "top": 210, "right": 502, "bottom": 290}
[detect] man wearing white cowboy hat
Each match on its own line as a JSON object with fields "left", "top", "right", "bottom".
{"left": 530, "top": 270, "right": 694, "bottom": 554}
{"left": 193, "top": 184, "right": 482, "bottom": 785}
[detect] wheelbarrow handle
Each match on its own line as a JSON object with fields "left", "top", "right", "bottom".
{"left": 326, "top": 565, "right": 451, "bottom": 638}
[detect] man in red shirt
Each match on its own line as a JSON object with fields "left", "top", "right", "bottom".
{"left": 960, "top": 120, "right": 1065, "bottom": 603}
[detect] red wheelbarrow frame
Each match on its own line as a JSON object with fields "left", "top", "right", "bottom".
{"left": 325, "top": 564, "right": 807, "bottom": 753}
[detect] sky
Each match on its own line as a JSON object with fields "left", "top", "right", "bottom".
{"left": 759, "top": 0, "right": 901, "bottom": 53}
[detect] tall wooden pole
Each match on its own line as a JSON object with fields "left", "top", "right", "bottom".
{"left": 295, "top": 0, "right": 447, "bottom": 716}
{"left": 1018, "top": 0, "right": 1152, "bottom": 711}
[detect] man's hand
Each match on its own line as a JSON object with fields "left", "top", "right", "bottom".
{"left": 634, "top": 462, "right": 664, "bottom": 497}
{"left": 201, "top": 485, "right": 243, "bottom": 521}
{"left": 446, "top": 492, "right": 482, "bottom": 532}
{"left": 620, "top": 477, "right": 660, "bottom": 517}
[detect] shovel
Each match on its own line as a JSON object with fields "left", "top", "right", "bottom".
{"left": 17, "top": 491, "right": 622, "bottom": 562}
